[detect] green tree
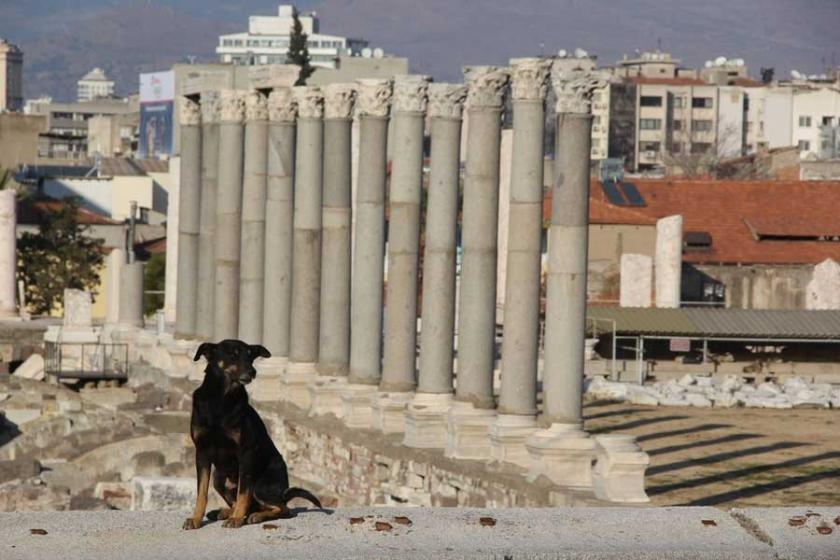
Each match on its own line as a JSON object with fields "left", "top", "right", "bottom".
{"left": 287, "top": 7, "right": 314, "bottom": 85}
{"left": 17, "top": 197, "right": 105, "bottom": 315}
{"left": 143, "top": 252, "right": 166, "bottom": 316}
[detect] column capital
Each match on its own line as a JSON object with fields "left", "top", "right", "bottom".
{"left": 324, "top": 83, "right": 357, "bottom": 119}
{"left": 392, "top": 74, "right": 431, "bottom": 114}
{"left": 245, "top": 90, "right": 268, "bottom": 121}
{"left": 355, "top": 79, "right": 392, "bottom": 118}
{"left": 217, "top": 89, "right": 246, "bottom": 123}
{"left": 179, "top": 97, "right": 201, "bottom": 126}
{"left": 551, "top": 65, "right": 610, "bottom": 114}
{"left": 267, "top": 87, "right": 297, "bottom": 122}
{"left": 292, "top": 86, "right": 325, "bottom": 119}
{"left": 511, "top": 58, "right": 552, "bottom": 102}
{"left": 427, "top": 83, "right": 467, "bottom": 119}
{"left": 200, "top": 91, "right": 219, "bottom": 124}
{"left": 463, "top": 66, "right": 510, "bottom": 109}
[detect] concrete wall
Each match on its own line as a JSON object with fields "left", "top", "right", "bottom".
{"left": 0, "top": 113, "right": 46, "bottom": 169}
{"left": 689, "top": 263, "right": 811, "bottom": 310}
{"left": 587, "top": 224, "right": 656, "bottom": 302}
{"left": 42, "top": 176, "right": 167, "bottom": 222}
{"left": 308, "top": 56, "right": 410, "bottom": 86}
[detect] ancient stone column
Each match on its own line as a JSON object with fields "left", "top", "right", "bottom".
{"left": 0, "top": 190, "right": 17, "bottom": 319}
{"left": 175, "top": 97, "right": 201, "bottom": 338}
{"left": 526, "top": 68, "right": 608, "bottom": 488}
{"left": 403, "top": 83, "right": 467, "bottom": 449}
{"left": 105, "top": 248, "right": 125, "bottom": 325}
{"left": 487, "top": 59, "right": 551, "bottom": 465}
{"left": 238, "top": 91, "right": 269, "bottom": 344}
{"left": 371, "top": 75, "right": 430, "bottom": 434}
{"left": 620, "top": 253, "right": 653, "bottom": 308}
{"left": 119, "top": 261, "right": 145, "bottom": 328}
{"left": 340, "top": 79, "right": 392, "bottom": 428}
{"left": 655, "top": 215, "right": 683, "bottom": 309}
{"left": 309, "top": 83, "right": 355, "bottom": 417}
{"left": 446, "top": 67, "right": 510, "bottom": 446}
{"left": 195, "top": 92, "right": 220, "bottom": 340}
{"left": 279, "top": 86, "right": 324, "bottom": 409}
{"left": 213, "top": 90, "right": 246, "bottom": 341}
{"left": 253, "top": 88, "right": 297, "bottom": 402}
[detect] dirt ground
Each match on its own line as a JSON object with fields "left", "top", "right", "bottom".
{"left": 583, "top": 399, "right": 840, "bottom": 508}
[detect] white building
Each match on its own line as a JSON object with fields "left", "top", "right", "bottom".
{"left": 77, "top": 68, "right": 115, "bottom": 102}
{"left": 757, "top": 83, "right": 840, "bottom": 159}
{"left": 217, "top": 4, "right": 374, "bottom": 68}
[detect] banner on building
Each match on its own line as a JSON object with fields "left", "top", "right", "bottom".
{"left": 138, "top": 71, "right": 175, "bottom": 159}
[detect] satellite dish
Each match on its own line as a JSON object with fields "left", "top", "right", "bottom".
{"left": 361, "top": 47, "right": 372, "bottom": 58}
{"left": 574, "top": 48, "right": 588, "bottom": 58}
{"left": 790, "top": 70, "right": 802, "bottom": 79}
{"left": 704, "top": 60, "right": 713, "bottom": 68}
{"left": 346, "top": 48, "right": 353, "bottom": 56}
{"left": 714, "top": 56, "right": 727, "bottom": 66}
{"left": 373, "top": 47, "right": 384, "bottom": 59}
{"left": 735, "top": 58, "right": 745, "bottom": 67}
{"left": 558, "top": 49, "right": 567, "bottom": 58}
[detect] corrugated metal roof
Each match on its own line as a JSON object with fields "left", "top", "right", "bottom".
{"left": 586, "top": 307, "right": 840, "bottom": 340}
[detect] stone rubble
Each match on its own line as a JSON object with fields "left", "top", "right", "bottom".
{"left": 585, "top": 375, "right": 840, "bottom": 409}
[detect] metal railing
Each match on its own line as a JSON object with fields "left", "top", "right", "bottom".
{"left": 44, "top": 342, "right": 129, "bottom": 380}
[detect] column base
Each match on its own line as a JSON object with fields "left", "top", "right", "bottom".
{"left": 403, "top": 393, "right": 454, "bottom": 449}
{"left": 525, "top": 422, "right": 597, "bottom": 489}
{"left": 592, "top": 434, "right": 650, "bottom": 503}
{"left": 489, "top": 414, "right": 538, "bottom": 467}
{"left": 249, "top": 356, "right": 287, "bottom": 403}
{"left": 307, "top": 376, "right": 348, "bottom": 418}
{"left": 444, "top": 401, "right": 496, "bottom": 460}
{"left": 339, "top": 383, "right": 379, "bottom": 429}
{"left": 279, "top": 361, "right": 317, "bottom": 410}
{"left": 370, "top": 391, "right": 414, "bottom": 434}
{"left": 162, "top": 339, "right": 200, "bottom": 380}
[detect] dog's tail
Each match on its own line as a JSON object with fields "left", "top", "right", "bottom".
{"left": 282, "top": 487, "right": 322, "bottom": 509}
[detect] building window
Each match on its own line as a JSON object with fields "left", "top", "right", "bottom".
{"left": 798, "top": 116, "right": 812, "bottom": 127}
{"left": 692, "top": 119, "right": 713, "bottom": 132}
{"left": 692, "top": 97, "right": 713, "bottom": 109}
{"left": 798, "top": 140, "right": 811, "bottom": 151}
{"left": 640, "top": 95, "right": 662, "bottom": 107}
{"left": 640, "top": 141, "right": 661, "bottom": 152}
{"left": 640, "top": 118, "right": 662, "bottom": 130}
{"left": 673, "top": 120, "right": 683, "bottom": 131}
{"left": 823, "top": 116, "right": 835, "bottom": 126}
{"left": 691, "top": 142, "right": 712, "bottom": 154}
{"left": 673, "top": 96, "right": 685, "bottom": 109}
{"left": 670, "top": 141, "right": 683, "bottom": 154}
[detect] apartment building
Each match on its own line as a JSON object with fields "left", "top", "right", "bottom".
{"left": 0, "top": 38, "right": 23, "bottom": 112}
{"left": 77, "top": 68, "right": 115, "bottom": 102}
{"left": 217, "top": 4, "right": 375, "bottom": 68}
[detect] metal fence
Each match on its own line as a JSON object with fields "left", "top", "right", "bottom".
{"left": 44, "top": 342, "right": 129, "bottom": 380}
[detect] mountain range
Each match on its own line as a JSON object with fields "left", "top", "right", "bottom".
{"left": 1, "top": 0, "right": 837, "bottom": 102}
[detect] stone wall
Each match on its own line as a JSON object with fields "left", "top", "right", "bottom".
{"left": 688, "top": 263, "right": 811, "bottom": 310}
{"left": 255, "top": 400, "right": 602, "bottom": 508}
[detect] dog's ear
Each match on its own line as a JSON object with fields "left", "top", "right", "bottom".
{"left": 194, "top": 342, "right": 216, "bottom": 362}
{"left": 249, "top": 344, "right": 271, "bottom": 360}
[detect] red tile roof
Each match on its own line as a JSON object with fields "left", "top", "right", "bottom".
{"left": 19, "top": 197, "right": 119, "bottom": 226}
{"left": 578, "top": 179, "right": 840, "bottom": 265}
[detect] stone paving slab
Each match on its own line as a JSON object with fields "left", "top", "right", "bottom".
{"left": 737, "top": 507, "right": 840, "bottom": 560}
{"left": 0, "top": 507, "right": 803, "bottom": 560}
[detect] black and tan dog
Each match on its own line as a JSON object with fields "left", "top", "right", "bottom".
{"left": 183, "top": 339, "right": 322, "bottom": 530}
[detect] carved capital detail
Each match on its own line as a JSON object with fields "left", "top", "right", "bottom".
{"left": 355, "top": 79, "right": 392, "bottom": 118}
{"left": 245, "top": 91, "right": 268, "bottom": 121}
{"left": 511, "top": 58, "right": 552, "bottom": 101}
{"left": 324, "top": 83, "right": 356, "bottom": 119}
{"left": 200, "top": 91, "right": 219, "bottom": 123}
{"left": 292, "top": 86, "right": 324, "bottom": 119}
{"left": 427, "top": 83, "right": 468, "bottom": 119}
{"left": 217, "top": 90, "right": 246, "bottom": 123}
{"left": 464, "top": 66, "right": 510, "bottom": 109}
{"left": 551, "top": 65, "right": 610, "bottom": 114}
{"left": 267, "top": 88, "right": 297, "bottom": 122}
{"left": 179, "top": 97, "right": 201, "bottom": 126}
{"left": 392, "top": 75, "right": 430, "bottom": 114}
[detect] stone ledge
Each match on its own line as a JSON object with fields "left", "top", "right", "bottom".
{"left": 1, "top": 507, "right": 838, "bottom": 559}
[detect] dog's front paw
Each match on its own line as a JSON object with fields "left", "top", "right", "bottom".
{"left": 182, "top": 517, "right": 202, "bottom": 530}
{"left": 222, "top": 517, "right": 246, "bottom": 529}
